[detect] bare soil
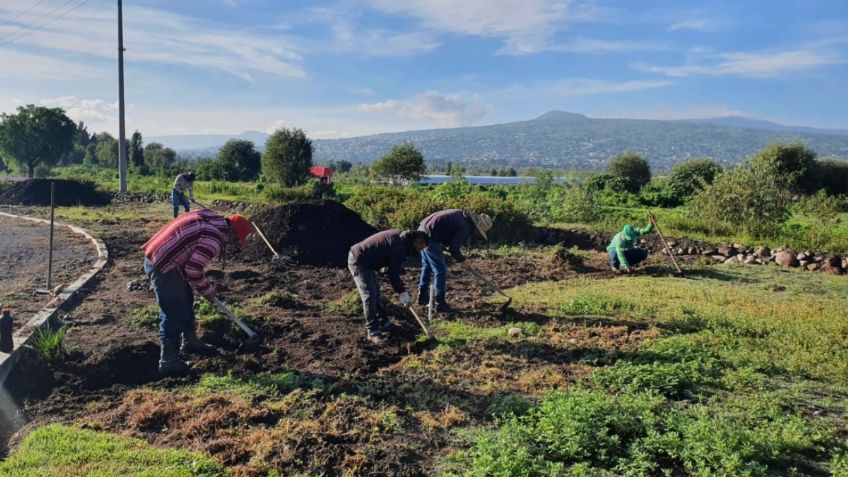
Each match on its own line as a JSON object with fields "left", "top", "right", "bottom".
{"left": 0, "top": 214, "right": 96, "bottom": 331}
{"left": 1, "top": 203, "right": 626, "bottom": 476}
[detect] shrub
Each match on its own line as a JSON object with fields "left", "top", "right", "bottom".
{"left": 750, "top": 142, "right": 818, "bottom": 194}
{"left": 371, "top": 142, "right": 426, "bottom": 184}
{"left": 549, "top": 185, "right": 599, "bottom": 223}
{"left": 488, "top": 393, "right": 532, "bottom": 419}
{"left": 815, "top": 158, "right": 848, "bottom": 196}
{"left": 262, "top": 127, "right": 313, "bottom": 187}
{"left": 31, "top": 326, "right": 67, "bottom": 364}
{"left": 690, "top": 159, "right": 791, "bottom": 238}
{"left": 667, "top": 157, "right": 722, "bottom": 201}
{"left": 637, "top": 178, "right": 681, "bottom": 208}
{"left": 606, "top": 151, "right": 651, "bottom": 193}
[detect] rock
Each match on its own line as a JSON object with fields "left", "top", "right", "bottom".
{"left": 676, "top": 248, "right": 685, "bottom": 256}
{"left": 797, "top": 252, "right": 810, "bottom": 261}
{"left": 822, "top": 255, "right": 844, "bottom": 275}
{"left": 736, "top": 254, "right": 746, "bottom": 262}
{"left": 702, "top": 247, "right": 717, "bottom": 256}
{"left": 799, "top": 260, "right": 810, "bottom": 268}
{"left": 126, "top": 279, "right": 147, "bottom": 292}
{"left": 812, "top": 254, "right": 823, "bottom": 263}
{"left": 744, "top": 255, "right": 757, "bottom": 265}
{"left": 724, "top": 257, "right": 737, "bottom": 265}
{"left": 507, "top": 327, "right": 523, "bottom": 337}
{"left": 667, "top": 241, "right": 677, "bottom": 248}
{"left": 733, "top": 243, "right": 746, "bottom": 250}
{"left": 718, "top": 245, "right": 734, "bottom": 258}
{"left": 842, "top": 259, "right": 848, "bottom": 270}
{"left": 774, "top": 250, "right": 799, "bottom": 268}
{"left": 754, "top": 246, "right": 771, "bottom": 257}
{"left": 710, "top": 255, "right": 725, "bottom": 263}
{"left": 687, "top": 247, "right": 697, "bottom": 255}
{"left": 806, "top": 263, "right": 821, "bottom": 272}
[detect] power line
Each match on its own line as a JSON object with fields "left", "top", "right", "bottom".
{"left": 0, "top": 0, "right": 50, "bottom": 30}
{"left": 0, "top": 0, "right": 83, "bottom": 46}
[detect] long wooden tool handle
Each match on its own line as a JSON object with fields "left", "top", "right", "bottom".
{"left": 251, "top": 222, "right": 280, "bottom": 258}
{"left": 406, "top": 305, "right": 433, "bottom": 338}
{"left": 467, "top": 265, "right": 511, "bottom": 299}
{"left": 649, "top": 212, "right": 682, "bottom": 274}
{"left": 213, "top": 298, "right": 258, "bottom": 338}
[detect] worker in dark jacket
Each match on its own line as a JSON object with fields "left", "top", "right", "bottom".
{"left": 348, "top": 229, "right": 429, "bottom": 345}
{"left": 418, "top": 209, "right": 493, "bottom": 314}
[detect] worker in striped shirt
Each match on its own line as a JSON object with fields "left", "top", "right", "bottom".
{"left": 142, "top": 209, "right": 255, "bottom": 374}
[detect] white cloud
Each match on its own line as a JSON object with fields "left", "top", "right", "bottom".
{"left": 668, "top": 17, "right": 726, "bottom": 32}
{"left": 595, "top": 105, "right": 747, "bottom": 121}
{"left": 0, "top": 3, "right": 304, "bottom": 81}
{"left": 358, "top": 91, "right": 491, "bottom": 126}
{"left": 365, "top": 0, "right": 569, "bottom": 54}
{"left": 634, "top": 49, "right": 842, "bottom": 77}
{"left": 0, "top": 49, "right": 105, "bottom": 80}
{"left": 39, "top": 96, "right": 118, "bottom": 125}
{"left": 499, "top": 78, "right": 674, "bottom": 97}
{"left": 543, "top": 38, "right": 667, "bottom": 55}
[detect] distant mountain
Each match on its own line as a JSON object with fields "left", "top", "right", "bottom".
{"left": 148, "top": 131, "right": 269, "bottom": 156}
{"left": 159, "top": 112, "right": 848, "bottom": 171}
{"left": 684, "top": 116, "right": 848, "bottom": 137}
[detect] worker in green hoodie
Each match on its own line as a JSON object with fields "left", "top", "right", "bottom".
{"left": 607, "top": 212, "right": 655, "bottom": 274}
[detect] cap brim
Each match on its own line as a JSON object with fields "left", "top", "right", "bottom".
{"left": 474, "top": 222, "right": 488, "bottom": 240}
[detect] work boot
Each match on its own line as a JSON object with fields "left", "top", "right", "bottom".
{"left": 181, "top": 327, "right": 217, "bottom": 356}
{"left": 158, "top": 338, "right": 189, "bottom": 375}
{"left": 416, "top": 288, "right": 429, "bottom": 306}
{"left": 434, "top": 294, "right": 456, "bottom": 315}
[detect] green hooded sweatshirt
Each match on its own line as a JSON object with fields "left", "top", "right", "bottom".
{"left": 606, "top": 222, "right": 654, "bottom": 268}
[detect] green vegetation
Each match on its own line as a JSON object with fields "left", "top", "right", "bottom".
{"left": 262, "top": 127, "right": 313, "bottom": 187}
{"left": 371, "top": 142, "right": 427, "bottom": 184}
{"left": 442, "top": 264, "right": 848, "bottom": 476}
{"left": 0, "top": 105, "right": 77, "bottom": 178}
{"left": 197, "top": 138, "right": 261, "bottom": 181}
{"left": 0, "top": 424, "right": 224, "bottom": 477}
{"left": 606, "top": 151, "right": 651, "bottom": 193}
{"left": 30, "top": 326, "right": 67, "bottom": 365}
{"left": 129, "top": 304, "right": 159, "bottom": 329}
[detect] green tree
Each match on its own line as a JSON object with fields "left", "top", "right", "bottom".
{"left": 95, "top": 132, "right": 119, "bottom": 168}
{"left": 130, "top": 131, "right": 144, "bottom": 169}
{"left": 218, "top": 139, "right": 261, "bottom": 181}
{"left": 816, "top": 158, "right": 848, "bottom": 196}
{"left": 750, "top": 142, "right": 818, "bottom": 194}
{"left": 667, "top": 158, "right": 722, "bottom": 201}
{"left": 331, "top": 159, "right": 353, "bottom": 173}
{"left": 261, "top": 128, "right": 313, "bottom": 187}
{"left": 0, "top": 105, "right": 77, "bottom": 178}
{"left": 371, "top": 143, "right": 426, "bottom": 184}
{"left": 606, "top": 151, "right": 651, "bottom": 193}
{"left": 143, "top": 142, "right": 176, "bottom": 172}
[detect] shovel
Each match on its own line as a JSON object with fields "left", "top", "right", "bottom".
{"left": 465, "top": 264, "right": 513, "bottom": 311}
{"left": 648, "top": 210, "right": 683, "bottom": 276}
{"left": 212, "top": 297, "right": 261, "bottom": 350}
{"left": 251, "top": 221, "right": 283, "bottom": 261}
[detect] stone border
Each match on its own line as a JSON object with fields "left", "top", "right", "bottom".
{"left": 0, "top": 211, "right": 108, "bottom": 384}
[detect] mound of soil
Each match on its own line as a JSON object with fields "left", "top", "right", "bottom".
{"left": 245, "top": 200, "right": 377, "bottom": 267}
{"left": 0, "top": 179, "right": 111, "bottom": 206}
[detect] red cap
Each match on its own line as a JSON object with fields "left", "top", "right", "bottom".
{"left": 1, "top": 308, "right": 10, "bottom": 315}
{"left": 229, "top": 215, "right": 255, "bottom": 245}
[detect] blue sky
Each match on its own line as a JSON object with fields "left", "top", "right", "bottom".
{"left": 0, "top": 0, "right": 846, "bottom": 137}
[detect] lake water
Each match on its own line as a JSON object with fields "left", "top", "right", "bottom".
{"left": 420, "top": 175, "right": 568, "bottom": 185}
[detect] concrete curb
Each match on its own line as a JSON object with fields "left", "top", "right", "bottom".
{"left": 0, "top": 212, "right": 108, "bottom": 384}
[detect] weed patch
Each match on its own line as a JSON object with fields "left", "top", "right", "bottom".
{"left": 30, "top": 326, "right": 67, "bottom": 365}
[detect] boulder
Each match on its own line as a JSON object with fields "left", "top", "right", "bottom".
{"left": 796, "top": 252, "right": 810, "bottom": 261}
{"left": 774, "top": 250, "right": 799, "bottom": 268}
{"left": 711, "top": 255, "right": 726, "bottom": 263}
{"left": 822, "top": 255, "right": 844, "bottom": 275}
{"left": 806, "top": 263, "right": 821, "bottom": 272}
{"left": 754, "top": 246, "right": 771, "bottom": 258}
{"left": 724, "top": 257, "right": 737, "bottom": 265}
{"left": 687, "top": 247, "right": 697, "bottom": 256}
{"left": 702, "top": 247, "right": 718, "bottom": 256}
{"left": 744, "top": 255, "right": 757, "bottom": 265}
{"left": 799, "top": 260, "right": 810, "bottom": 268}
{"left": 813, "top": 254, "right": 824, "bottom": 263}
{"left": 718, "top": 245, "right": 734, "bottom": 258}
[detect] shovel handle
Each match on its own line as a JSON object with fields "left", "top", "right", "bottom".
{"left": 405, "top": 304, "right": 433, "bottom": 338}
{"left": 648, "top": 211, "right": 683, "bottom": 274}
{"left": 213, "top": 298, "right": 258, "bottom": 338}
{"left": 251, "top": 221, "right": 281, "bottom": 258}
{"left": 466, "top": 265, "right": 512, "bottom": 300}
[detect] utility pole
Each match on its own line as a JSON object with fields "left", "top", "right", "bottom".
{"left": 117, "top": 0, "right": 127, "bottom": 192}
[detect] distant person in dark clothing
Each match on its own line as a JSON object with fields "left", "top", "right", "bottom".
{"left": 348, "top": 230, "right": 429, "bottom": 345}
{"left": 172, "top": 171, "right": 196, "bottom": 218}
{"left": 417, "top": 209, "right": 493, "bottom": 314}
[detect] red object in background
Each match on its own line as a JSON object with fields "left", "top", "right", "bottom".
{"left": 309, "top": 166, "right": 334, "bottom": 184}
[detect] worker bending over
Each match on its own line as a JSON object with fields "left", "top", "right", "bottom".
{"left": 172, "top": 171, "right": 196, "bottom": 218}
{"left": 607, "top": 213, "right": 654, "bottom": 274}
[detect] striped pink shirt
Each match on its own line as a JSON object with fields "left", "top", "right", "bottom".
{"left": 142, "top": 210, "right": 230, "bottom": 299}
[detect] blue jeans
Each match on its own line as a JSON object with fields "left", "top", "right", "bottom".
{"left": 144, "top": 258, "right": 195, "bottom": 342}
{"left": 609, "top": 248, "right": 649, "bottom": 269}
{"left": 348, "top": 252, "right": 385, "bottom": 336}
{"left": 419, "top": 242, "right": 448, "bottom": 296}
{"left": 172, "top": 190, "right": 190, "bottom": 218}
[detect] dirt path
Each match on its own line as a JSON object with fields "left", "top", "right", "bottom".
{"left": 0, "top": 214, "right": 96, "bottom": 331}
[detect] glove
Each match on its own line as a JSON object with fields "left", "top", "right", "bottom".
{"left": 399, "top": 292, "right": 412, "bottom": 306}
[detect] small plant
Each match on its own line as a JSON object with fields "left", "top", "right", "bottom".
{"left": 31, "top": 326, "right": 67, "bottom": 364}
{"left": 252, "top": 290, "right": 301, "bottom": 309}
{"left": 326, "top": 290, "right": 362, "bottom": 316}
{"left": 487, "top": 393, "right": 532, "bottom": 419}
{"left": 128, "top": 305, "right": 159, "bottom": 329}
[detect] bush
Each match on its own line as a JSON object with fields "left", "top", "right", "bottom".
{"left": 750, "top": 142, "right": 818, "bottom": 194}
{"left": 667, "top": 158, "right": 722, "bottom": 201}
{"left": 371, "top": 142, "right": 426, "bottom": 184}
{"left": 815, "top": 158, "right": 848, "bottom": 196}
{"left": 690, "top": 160, "right": 791, "bottom": 238}
{"left": 637, "top": 179, "right": 681, "bottom": 208}
{"left": 549, "top": 185, "right": 599, "bottom": 223}
{"left": 606, "top": 152, "right": 651, "bottom": 193}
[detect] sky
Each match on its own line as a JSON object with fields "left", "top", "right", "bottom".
{"left": 0, "top": 0, "right": 846, "bottom": 138}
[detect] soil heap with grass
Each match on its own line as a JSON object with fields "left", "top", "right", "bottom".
{"left": 245, "top": 200, "right": 377, "bottom": 267}
{"left": 0, "top": 179, "right": 111, "bottom": 206}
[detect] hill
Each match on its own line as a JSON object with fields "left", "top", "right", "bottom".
{"left": 159, "top": 112, "right": 848, "bottom": 171}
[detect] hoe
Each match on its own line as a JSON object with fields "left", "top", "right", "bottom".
{"left": 648, "top": 210, "right": 683, "bottom": 276}
{"left": 465, "top": 264, "right": 513, "bottom": 311}
{"left": 213, "top": 297, "right": 262, "bottom": 351}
